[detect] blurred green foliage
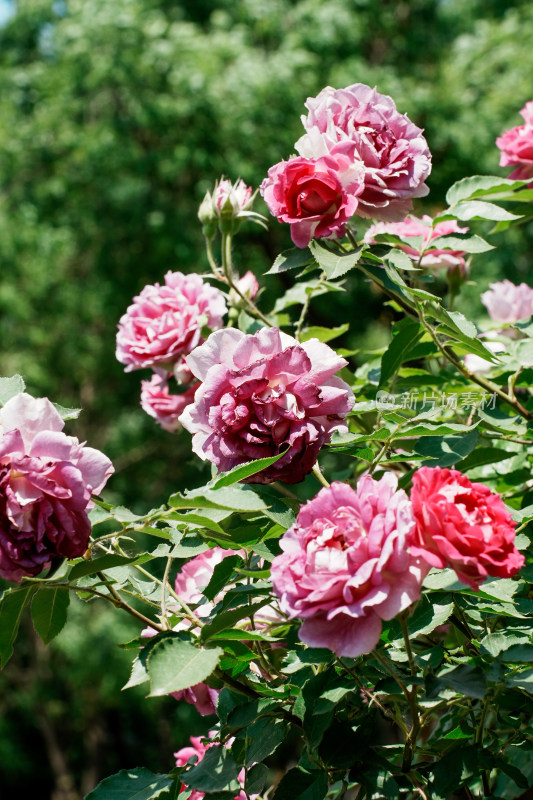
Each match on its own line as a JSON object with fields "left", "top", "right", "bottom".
{"left": 1, "top": 0, "right": 533, "bottom": 796}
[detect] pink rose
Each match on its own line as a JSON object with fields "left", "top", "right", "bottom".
{"left": 234, "top": 271, "right": 259, "bottom": 301}
{"left": 260, "top": 149, "right": 364, "bottom": 247}
{"left": 116, "top": 271, "right": 227, "bottom": 372}
{"left": 174, "top": 546, "right": 239, "bottom": 610}
{"left": 481, "top": 279, "right": 533, "bottom": 324}
{"left": 0, "top": 393, "right": 113, "bottom": 582}
{"left": 171, "top": 683, "right": 219, "bottom": 716}
{"left": 179, "top": 327, "right": 354, "bottom": 484}
{"left": 270, "top": 475, "right": 427, "bottom": 658}
{"left": 496, "top": 101, "right": 533, "bottom": 181}
{"left": 140, "top": 375, "right": 197, "bottom": 432}
{"left": 364, "top": 215, "right": 469, "bottom": 271}
{"left": 296, "top": 84, "right": 432, "bottom": 221}
{"left": 410, "top": 466, "right": 524, "bottom": 590}
{"left": 175, "top": 732, "right": 252, "bottom": 800}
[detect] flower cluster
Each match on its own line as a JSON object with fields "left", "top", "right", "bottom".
{"left": 496, "top": 101, "right": 533, "bottom": 182}
{"left": 116, "top": 270, "right": 227, "bottom": 432}
{"left": 0, "top": 393, "right": 113, "bottom": 582}
{"left": 261, "top": 83, "right": 432, "bottom": 247}
{"left": 364, "top": 215, "right": 469, "bottom": 272}
{"left": 271, "top": 467, "right": 523, "bottom": 657}
{"left": 179, "top": 326, "right": 354, "bottom": 484}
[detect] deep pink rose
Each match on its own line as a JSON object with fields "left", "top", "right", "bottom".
{"left": 410, "top": 467, "right": 524, "bottom": 590}
{"left": 179, "top": 327, "right": 354, "bottom": 484}
{"left": 260, "top": 149, "right": 364, "bottom": 247}
{"left": 171, "top": 683, "right": 219, "bottom": 716}
{"left": 481, "top": 279, "right": 533, "bottom": 324}
{"left": 140, "top": 375, "right": 198, "bottom": 432}
{"left": 296, "top": 84, "right": 432, "bottom": 221}
{"left": 364, "top": 215, "right": 469, "bottom": 271}
{"left": 0, "top": 393, "right": 113, "bottom": 582}
{"left": 116, "top": 271, "right": 227, "bottom": 372}
{"left": 270, "top": 475, "right": 427, "bottom": 657}
{"left": 496, "top": 101, "right": 533, "bottom": 181}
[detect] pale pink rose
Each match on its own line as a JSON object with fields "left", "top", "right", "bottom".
{"left": 235, "top": 271, "right": 259, "bottom": 301}
{"left": 496, "top": 101, "right": 533, "bottom": 181}
{"left": 260, "top": 148, "right": 364, "bottom": 247}
{"left": 270, "top": 475, "right": 427, "bottom": 658}
{"left": 179, "top": 327, "right": 354, "bottom": 484}
{"left": 0, "top": 393, "right": 113, "bottom": 582}
{"left": 171, "top": 683, "right": 219, "bottom": 716}
{"left": 140, "top": 375, "right": 197, "bottom": 432}
{"left": 174, "top": 546, "right": 239, "bottom": 612}
{"left": 116, "top": 271, "right": 227, "bottom": 372}
{"left": 364, "top": 215, "right": 469, "bottom": 271}
{"left": 296, "top": 84, "right": 432, "bottom": 221}
{"left": 481, "top": 279, "right": 533, "bottom": 324}
{"left": 213, "top": 178, "right": 253, "bottom": 215}
{"left": 175, "top": 732, "right": 252, "bottom": 800}
{"left": 410, "top": 466, "right": 524, "bottom": 590}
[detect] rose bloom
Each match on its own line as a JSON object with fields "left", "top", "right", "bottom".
{"left": 270, "top": 474, "right": 427, "bottom": 658}
{"left": 481, "top": 279, "right": 533, "bottom": 324}
{"left": 213, "top": 178, "right": 253, "bottom": 214}
{"left": 175, "top": 732, "right": 251, "bottom": 800}
{"left": 140, "top": 375, "right": 197, "bottom": 433}
{"left": 410, "top": 466, "right": 524, "bottom": 590}
{"left": 364, "top": 215, "right": 469, "bottom": 271}
{"left": 171, "top": 683, "right": 219, "bottom": 717}
{"left": 179, "top": 327, "right": 354, "bottom": 484}
{"left": 496, "top": 101, "right": 533, "bottom": 181}
{"left": 116, "top": 271, "right": 227, "bottom": 372}
{"left": 295, "top": 83, "right": 432, "bottom": 221}
{"left": 260, "top": 149, "right": 364, "bottom": 247}
{"left": 0, "top": 393, "right": 113, "bottom": 582}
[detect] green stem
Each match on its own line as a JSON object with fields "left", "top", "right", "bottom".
{"left": 95, "top": 572, "right": 164, "bottom": 632}
{"left": 312, "top": 463, "right": 330, "bottom": 487}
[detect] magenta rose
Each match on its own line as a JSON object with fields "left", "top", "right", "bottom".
{"left": 260, "top": 149, "right": 364, "bottom": 247}
{"left": 270, "top": 475, "right": 427, "bottom": 658}
{"left": 140, "top": 375, "right": 197, "bottom": 432}
{"left": 116, "top": 271, "right": 227, "bottom": 372}
{"left": 0, "top": 393, "right": 113, "bottom": 582}
{"left": 410, "top": 466, "right": 524, "bottom": 590}
{"left": 295, "top": 83, "right": 432, "bottom": 221}
{"left": 364, "top": 215, "right": 469, "bottom": 271}
{"left": 171, "top": 683, "right": 219, "bottom": 716}
{"left": 496, "top": 101, "right": 533, "bottom": 181}
{"left": 179, "top": 327, "right": 354, "bottom": 484}
{"left": 481, "top": 279, "right": 533, "bottom": 324}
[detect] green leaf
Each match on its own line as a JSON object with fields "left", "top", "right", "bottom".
{"left": 379, "top": 319, "right": 424, "bottom": 386}
{"left": 84, "top": 767, "right": 175, "bottom": 800}
{"left": 428, "top": 234, "right": 494, "bottom": 253}
{"left": 480, "top": 632, "right": 530, "bottom": 659}
{"left": 385, "top": 248, "right": 416, "bottom": 271}
{"left": 446, "top": 175, "right": 525, "bottom": 206}
{"left": 203, "top": 555, "right": 242, "bottom": 602}
{"left": 272, "top": 280, "right": 329, "bottom": 313}
{"left": 300, "top": 324, "right": 349, "bottom": 343}
{"left": 184, "top": 746, "right": 240, "bottom": 794}
{"left": 52, "top": 402, "right": 81, "bottom": 420}
{"left": 451, "top": 200, "right": 521, "bottom": 221}
{"left": 211, "top": 453, "right": 285, "bottom": 488}
{"left": 201, "top": 599, "right": 272, "bottom": 641}
{"left": 407, "top": 596, "right": 453, "bottom": 637}
{"left": 0, "top": 375, "right": 25, "bottom": 406}
{"left": 272, "top": 768, "right": 328, "bottom": 800}
{"left": 505, "top": 667, "right": 533, "bottom": 694}
{"left": 31, "top": 587, "right": 70, "bottom": 644}
{"left": 456, "top": 446, "right": 513, "bottom": 472}
{"left": 146, "top": 638, "right": 222, "bottom": 696}
{"left": 243, "top": 717, "right": 286, "bottom": 766}
{"left": 267, "top": 247, "right": 313, "bottom": 274}
{"left": 437, "top": 664, "right": 486, "bottom": 699}
{"left": 170, "top": 484, "right": 268, "bottom": 513}
{"left": 0, "top": 585, "right": 35, "bottom": 667}
{"left": 309, "top": 241, "right": 363, "bottom": 279}
{"left": 69, "top": 554, "right": 146, "bottom": 580}
{"left": 414, "top": 428, "right": 479, "bottom": 466}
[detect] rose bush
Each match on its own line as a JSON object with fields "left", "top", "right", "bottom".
{"left": 270, "top": 474, "right": 427, "bottom": 657}
{"left": 295, "top": 83, "right": 432, "bottom": 220}
{"left": 0, "top": 393, "right": 113, "bottom": 581}
{"left": 410, "top": 466, "right": 524, "bottom": 590}
{"left": 179, "top": 326, "right": 354, "bottom": 483}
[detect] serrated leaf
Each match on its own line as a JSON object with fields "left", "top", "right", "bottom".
{"left": 414, "top": 428, "right": 479, "bottom": 467}
{"left": 379, "top": 319, "right": 424, "bottom": 386}
{"left": 267, "top": 247, "right": 313, "bottom": 274}
{"left": 170, "top": 484, "right": 268, "bottom": 513}
{"left": 146, "top": 638, "right": 222, "bottom": 696}
{"left": 184, "top": 746, "right": 240, "bottom": 793}
{"left": 309, "top": 240, "right": 363, "bottom": 279}
{"left": 0, "top": 585, "right": 35, "bottom": 667}
{"left": 69, "top": 554, "right": 146, "bottom": 580}
{"left": 446, "top": 175, "right": 525, "bottom": 206}
{"left": 84, "top": 767, "right": 174, "bottom": 800}
{"left": 0, "top": 375, "right": 25, "bottom": 406}
{"left": 203, "top": 555, "right": 241, "bottom": 602}
{"left": 244, "top": 717, "right": 286, "bottom": 765}
{"left": 428, "top": 234, "right": 494, "bottom": 253}
{"left": 211, "top": 453, "right": 285, "bottom": 488}
{"left": 407, "top": 597, "right": 453, "bottom": 637}
{"left": 52, "top": 402, "right": 81, "bottom": 420}
{"left": 272, "top": 768, "right": 328, "bottom": 800}
{"left": 123, "top": 655, "right": 149, "bottom": 690}
{"left": 31, "top": 587, "right": 70, "bottom": 644}
{"left": 300, "top": 324, "right": 349, "bottom": 343}
{"left": 201, "top": 598, "right": 272, "bottom": 641}
{"left": 385, "top": 248, "right": 416, "bottom": 271}
{"left": 451, "top": 200, "right": 521, "bottom": 221}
